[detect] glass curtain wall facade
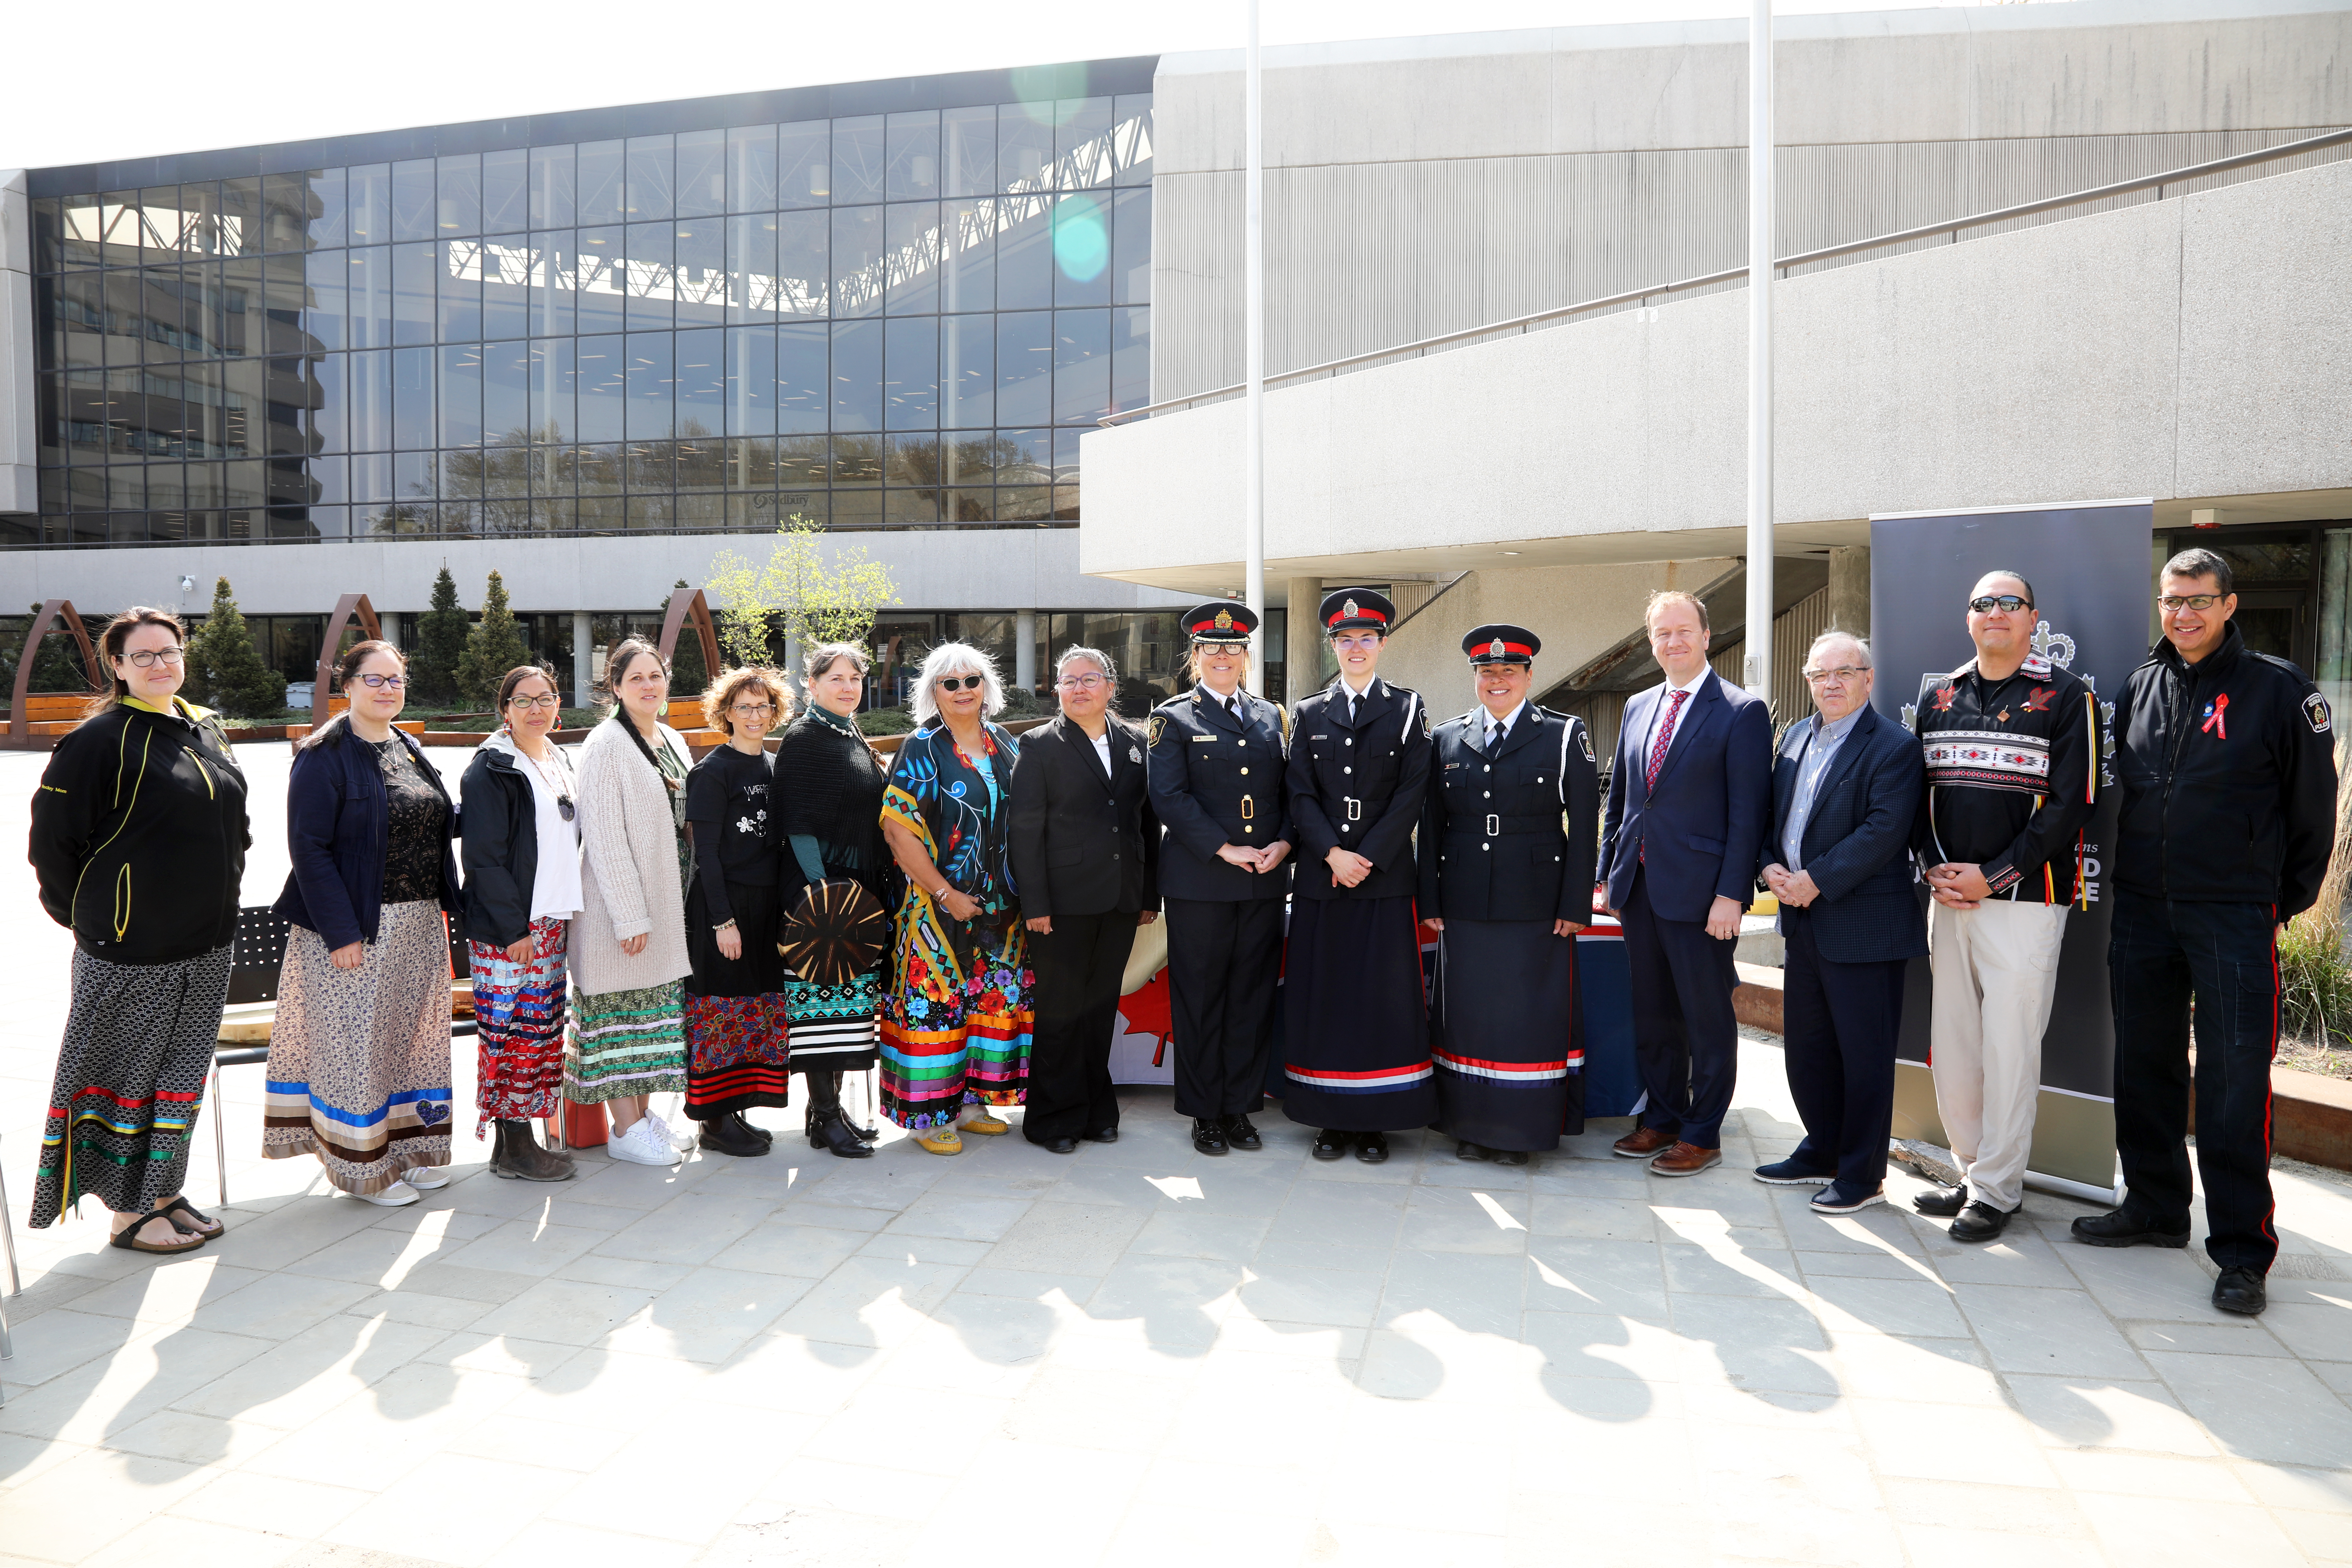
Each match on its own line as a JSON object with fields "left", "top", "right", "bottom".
{"left": 20, "top": 71, "right": 1152, "bottom": 548}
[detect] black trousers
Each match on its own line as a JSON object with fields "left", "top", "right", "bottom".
{"left": 2109, "top": 889, "right": 2281, "bottom": 1274}
{"left": 1166, "top": 896, "right": 1284, "bottom": 1118}
{"left": 1779, "top": 906, "right": 1907, "bottom": 1191}
{"left": 1023, "top": 910, "right": 1135, "bottom": 1143}
{"left": 1621, "top": 868, "right": 1741, "bottom": 1148}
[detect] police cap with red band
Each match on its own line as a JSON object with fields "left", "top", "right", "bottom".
{"left": 1319, "top": 588, "right": 1396, "bottom": 634}
{"left": 1183, "top": 600, "right": 1259, "bottom": 642}
{"left": 1463, "top": 623, "right": 1540, "bottom": 665}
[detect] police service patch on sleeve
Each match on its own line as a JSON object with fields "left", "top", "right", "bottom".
{"left": 1578, "top": 725, "right": 1596, "bottom": 763}
{"left": 2306, "top": 692, "right": 2332, "bottom": 734}
{"left": 1148, "top": 714, "right": 1166, "bottom": 748}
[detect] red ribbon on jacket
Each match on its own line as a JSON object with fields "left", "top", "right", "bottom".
{"left": 2202, "top": 693, "right": 2229, "bottom": 739}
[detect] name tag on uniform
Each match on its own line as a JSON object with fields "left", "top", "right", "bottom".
{"left": 1192, "top": 735, "right": 1216, "bottom": 743}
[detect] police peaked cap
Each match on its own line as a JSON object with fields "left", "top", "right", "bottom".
{"left": 1183, "top": 601, "right": 1259, "bottom": 642}
{"left": 1320, "top": 588, "right": 1396, "bottom": 634}
{"left": 1463, "top": 624, "right": 1540, "bottom": 664}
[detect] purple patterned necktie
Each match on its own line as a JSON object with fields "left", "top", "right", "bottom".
{"left": 1645, "top": 688, "right": 1690, "bottom": 794}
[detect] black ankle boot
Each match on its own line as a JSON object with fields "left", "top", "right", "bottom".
{"left": 833, "top": 1072, "right": 880, "bottom": 1141}
{"left": 808, "top": 1105, "right": 875, "bottom": 1159}
{"left": 729, "top": 1110, "right": 774, "bottom": 1146}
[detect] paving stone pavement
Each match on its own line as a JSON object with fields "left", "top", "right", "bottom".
{"left": 4, "top": 748, "right": 2352, "bottom": 1567}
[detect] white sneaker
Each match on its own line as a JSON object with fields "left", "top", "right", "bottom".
{"left": 607, "top": 1117, "right": 681, "bottom": 1166}
{"left": 347, "top": 1181, "right": 420, "bottom": 1206}
{"left": 653, "top": 1115, "right": 694, "bottom": 1153}
{"left": 403, "top": 1165, "right": 451, "bottom": 1190}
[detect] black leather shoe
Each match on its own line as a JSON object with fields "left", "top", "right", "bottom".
{"left": 2071, "top": 1210, "right": 2190, "bottom": 1249}
{"left": 1948, "top": 1201, "right": 2016, "bottom": 1243}
{"left": 1043, "top": 1135, "right": 1079, "bottom": 1155}
{"left": 698, "top": 1116, "right": 768, "bottom": 1158}
{"left": 729, "top": 1111, "right": 774, "bottom": 1146}
{"left": 1492, "top": 1148, "right": 1529, "bottom": 1167}
{"left": 1224, "top": 1115, "right": 1262, "bottom": 1151}
{"left": 1312, "top": 1129, "right": 1349, "bottom": 1161}
{"left": 807, "top": 1106, "right": 874, "bottom": 1159}
{"left": 1193, "top": 1117, "right": 1230, "bottom": 1156}
{"left": 1356, "top": 1132, "right": 1390, "bottom": 1165}
{"left": 1456, "top": 1141, "right": 1490, "bottom": 1161}
{"left": 2213, "top": 1266, "right": 2268, "bottom": 1316}
{"left": 1083, "top": 1126, "right": 1120, "bottom": 1143}
{"left": 1913, "top": 1184, "right": 1969, "bottom": 1218}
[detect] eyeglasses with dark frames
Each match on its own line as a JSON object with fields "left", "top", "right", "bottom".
{"left": 2157, "top": 594, "right": 2226, "bottom": 612}
{"left": 506, "top": 693, "right": 561, "bottom": 711}
{"left": 121, "top": 647, "right": 185, "bottom": 668}
{"left": 935, "top": 674, "right": 985, "bottom": 691}
{"left": 1967, "top": 595, "right": 2032, "bottom": 614}
{"left": 356, "top": 672, "right": 406, "bottom": 689}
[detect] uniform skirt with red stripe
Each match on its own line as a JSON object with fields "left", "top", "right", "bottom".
{"left": 1279, "top": 894, "right": 1438, "bottom": 1131}
{"left": 1430, "top": 917, "right": 1583, "bottom": 1151}
{"left": 683, "top": 879, "right": 792, "bottom": 1118}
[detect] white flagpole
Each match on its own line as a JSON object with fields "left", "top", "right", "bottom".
{"left": 1743, "top": 0, "right": 1775, "bottom": 706}
{"left": 1244, "top": 0, "right": 1267, "bottom": 696}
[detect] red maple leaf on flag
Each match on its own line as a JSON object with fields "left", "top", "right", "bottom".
{"left": 1118, "top": 969, "right": 1175, "bottom": 1066}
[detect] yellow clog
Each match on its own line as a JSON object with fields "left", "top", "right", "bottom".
{"left": 917, "top": 1127, "right": 964, "bottom": 1156}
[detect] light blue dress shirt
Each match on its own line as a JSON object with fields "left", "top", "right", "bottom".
{"left": 1782, "top": 707, "right": 1865, "bottom": 872}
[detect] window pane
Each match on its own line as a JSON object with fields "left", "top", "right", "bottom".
{"left": 303, "top": 251, "right": 348, "bottom": 351}
{"left": 1054, "top": 309, "right": 1109, "bottom": 425}
{"left": 1112, "top": 304, "right": 1150, "bottom": 416}
{"left": 726, "top": 214, "right": 777, "bottom": 323}
{"left": 578, "top": 227, "right": 625, "bottom": 333}
{"left": 832, "top": 207, "right": 884, "bottom": 318}
{"left": 392, "top": 346, "right": 435, "bottom": 448}
{"left": 393, "top": 160, "right": 436, "bottom": 242}
{"left": 778, "top": 210, "right": 827, "bottom": 318}
{"left": 220, "top": 179, "right": 263, "bottom": 255}
{"left": 888, "top": 111, "right": 940, "bottom": 201}
{"left": 1057, "top": 98, "right": 1116, "bottom": 188}
{"left": 677, "top": 128, "right": 726, "bottom": 218}
{"left": 884, "top": 316, "right": 937, "bottom": 429}
{"left": 728, "top": 125, "right": 778, "bottom": 213}
{"left": 351, "top": 451, "right": 392, "bottom": 500}
{"left": 625, "top": 221, "right": 672, "bottom": 330}
{"left": 832, "top": 116, "right": 885, "bottom": 206}
{"left": 944, "top": 106, "right": 996, "bottom": 198}
{"left": 944, "top": 314, "right": 992, "bottom": 428}
{"left": 439, "top": 239, "right": 482, "bottom": 341}
{"left": 529, "top": 145, "right": 575, "bottom": 228}
{"left": 778, "top": 323, "right": 827, "bottom": 434}
{"left": 347, "top": 248, "right": 389, "bottom": 348}
{"left": 529, "top": 232, "right": 576, "bottom": 337}
{"left": 675, "top": 215, "right": 725, "bottom": 328}
{"left": 1113, "top": 188, "right": 1151, "bottom": 306}
{"left": 676, "top": 327, "right": 724, "bottom": 438}
{"left": 1114, "top": 95, "right": 1154, "bottom": 186}
{"left": 725, "top": 325, "right": 775, "bottom": 436}
{"left": 221, "top": 258, "right": 262, "bottom": 355}
{"left": 1052, "top": 193, "right": 1110, "bottom": 306}
{"left": 886, "top": 203, "right": 939, "bottom": 315}
{"left": 482, "top": 235, "right": 530, "bottom": 339}
{"left": 440, "top": 345, "right": 482, "bottom": 447}
{"left": 483, "top": 148, "right": 529, "bottom": 233}
{"left": 307, "top": 169, "right": 347, "bottom": 249}
{"left": 311, "top": 351, "right": 347, "bottom": 453}
{"left": 392, "top": 242, "right": 435, "bottom": 345}
{"left": 997, "top": 193, "right": 1053, "bottom": 310}
{"left": 579, "top": 140, "right": 625, "bottom": 225}
{"left": 625, "top": 332, "right": 673, "bottom": 439}
{"left": 780, "top": 120, "right": 828, "bottom": 208}
{"left": 941, "top": 199, "right": 994, "bottom": 313}
{"left": 1000, "top": 108, "right": 1053, "bottom": 193}
{"left": 626, "top": 135, "right": 673, "bottom": 222}
{"left": 529, "top": 337, "right": 573, "bottom": 444}
{"left": 575, "top": 336, "right": 625, "bottom": 442}
{"left": 997, "top": 312, "right": 1051, "bottom": 426}
{"left": 830, "top": 319, "right": 882, "bottom": 432}
{"left": 438, "top": 154, "right": 481, "bottom": 237}
{"left": 264, "top": 356, "right": 309, "bottom": 453}
{"left": 483, "top": 338, "right": 531, "bottom": 443}
{"left": 831, "top": 433, "right": 881, "bottom": 487}
{"left": 350, "top": 349, "right": 392, "bottom": 450}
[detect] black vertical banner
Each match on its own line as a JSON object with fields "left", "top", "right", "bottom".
{"left": 1869, "top": 500, "right": 2152, "bottom": 1190}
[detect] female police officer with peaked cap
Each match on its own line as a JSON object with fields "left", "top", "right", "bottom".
{"left": 1145, "top": 602, "right": 1295, "bottom": 1156}
{"left": 1419, "top": 624, "right": 1599, "bottom": 1165}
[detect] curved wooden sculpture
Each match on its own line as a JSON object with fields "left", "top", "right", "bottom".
{"left": 314, "top": 594, "right": 383, "bottom": 712}
{"left": 657, "top": 587, "right": 721, "bottom": 679}
{"left": 5, "top": 599, "right": 100, "bottom": 750}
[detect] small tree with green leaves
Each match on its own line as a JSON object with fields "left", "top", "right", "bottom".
{"left": 188, "top": 578, "right": 285, "bottom": 718}
{"left": 456, "top": 570, "right": 532, "bottom": 706}
{"left": 411, "top": 565, "right": 470, "bottom": 706}
{"left": 705, "top": 514, "right": 898, "bottom": 674}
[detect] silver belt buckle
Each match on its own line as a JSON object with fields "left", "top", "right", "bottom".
{"left": 1485, "top": 813, "right": 1500, "bottom": 836}
{"left": 1345, "top": 797, "right": 1362, "bottom": 820}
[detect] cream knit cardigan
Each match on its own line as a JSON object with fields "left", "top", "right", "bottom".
{"left": 570, "top": 717, "right": 694, "bottom": 996}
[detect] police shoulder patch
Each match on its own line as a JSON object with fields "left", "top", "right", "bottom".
{"left": 2306, "top": 691, "right": 2332, "bottom": 735}
{"left": 1147, "top": 714, "right": 1166, "bottom": 748}
{"left": 1578, "top": 725, "right": 1596, "bottom": 763}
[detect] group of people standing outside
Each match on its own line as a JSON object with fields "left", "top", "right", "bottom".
{"left": 21, "top": 554, "right": 2334, "bottom": 1320}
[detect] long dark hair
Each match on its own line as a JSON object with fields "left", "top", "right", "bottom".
{"left": 297, "top": 639, "right": 406, "bottom": 751}
{"left": 87, "top": 607, "right": 189, "bottom": 720}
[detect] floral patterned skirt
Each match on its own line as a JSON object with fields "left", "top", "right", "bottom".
{"left": 880, "top": 916, "right": 1033, "bottom": 1129}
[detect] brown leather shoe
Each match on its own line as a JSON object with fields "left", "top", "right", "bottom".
{"left": 1612, "top": 1126, "right": 1679, "bottom": 1159}
{"left": 1649, "top": 1141, "right": 1723, "bottom": 1177}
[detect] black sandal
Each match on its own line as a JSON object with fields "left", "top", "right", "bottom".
{"left": 159, "top": 1196, "right": 224, "bottom": 1237}
{"left": 110, "top": 1208, "right": 205, "bottom": 1254}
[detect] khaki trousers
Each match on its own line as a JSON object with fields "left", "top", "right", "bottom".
{"left": 1928, "top": 899, "right": 2070, "bottom": 1213}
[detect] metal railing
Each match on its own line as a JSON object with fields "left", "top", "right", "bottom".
{"left": 1100, "top": 124, "right": 2352, "bottom": 429}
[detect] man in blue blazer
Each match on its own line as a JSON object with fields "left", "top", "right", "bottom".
{"left": 1755, "top": 631, "right": 1927, "bottom": 1214}
{"left": 1599, "top": 591, "right": 1774, "bottom": 1175}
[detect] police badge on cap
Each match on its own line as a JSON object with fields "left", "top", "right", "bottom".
{"left": 1320, "top": 588, "right": 1396, "bottom": 634}
{"left": 1463, "top": 624, "right": 1539, "bottom": 665}
{"left": 1183, "top": 600, "right": 1260, "bottom": 643}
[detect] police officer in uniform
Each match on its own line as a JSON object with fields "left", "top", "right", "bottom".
{"left": 1281, "top": 589, "right": 1436, "bottom": 1162}
{"left": 1419, "top": 625, "right": 1599, "bottom": 1165}
{"left": 1146, "top": 602, "right": 1295, "bottom": 1156}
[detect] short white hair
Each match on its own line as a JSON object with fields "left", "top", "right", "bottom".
{"left": 1806, "top": 630, "right": 1873, "bottom": 670}
{"left": 909, "top": 641, "right": 1006, "bottom": 724}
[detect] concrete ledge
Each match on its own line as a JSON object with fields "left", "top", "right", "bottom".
{"left": 1733, "top": 961, "right": 1783, "bottom": 1034}
{"left": 2188, "top": 1055, "right": 2352, "bottom": 1174}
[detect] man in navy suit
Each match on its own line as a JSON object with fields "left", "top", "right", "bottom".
{"left": 1755, "top": 631, "right": 1926, "bottom": 1214}
{"left": 1599, "top": 590, "right": 1773, "bottom": 1175}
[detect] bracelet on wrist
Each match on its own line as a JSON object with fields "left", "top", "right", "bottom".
{"left": 713, "top": 919, "right": 738, "bottom": 932}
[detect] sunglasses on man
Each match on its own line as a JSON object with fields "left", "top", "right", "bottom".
{"left": 1967, "top": 595, "right": 2032, "bottom": 614}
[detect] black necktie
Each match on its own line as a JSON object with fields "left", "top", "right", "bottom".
{"left": 1485, "top": 717, "right": 1502, "bottom": 753}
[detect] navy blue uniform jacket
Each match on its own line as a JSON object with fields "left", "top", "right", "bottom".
{"left": 1600, "top": 671, "right": 1772, "bottom": 924}
{"left": 1418, "top": 706, "right": 1600, "bottom": 924}
{"left": 1146, "top": 684, "right": 1294, "bottom": 902}
{"left": 1286, "top": 676, "right": 1431, "bottom": 902}
{"left": 1761, "top": 703, "right": 1928, "bottom": 965}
